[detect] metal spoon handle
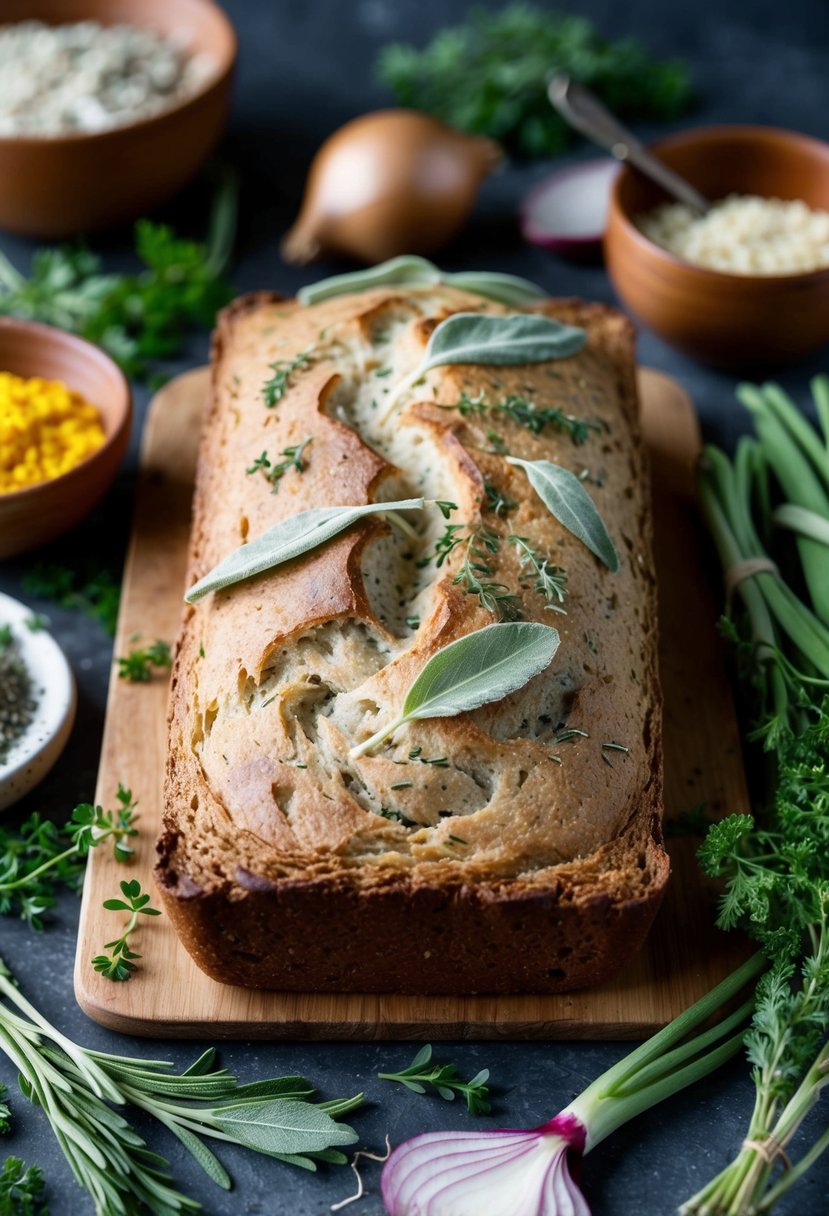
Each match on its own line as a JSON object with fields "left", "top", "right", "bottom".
{"left": 548, "top": 75, "right": 709, "bottom": 214}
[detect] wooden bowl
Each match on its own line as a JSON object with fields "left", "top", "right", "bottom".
{"left": 0, "top": 319, "right": 131, "bottom": 558}
{"left": 605, "top": 125, "right": 829, "bottom": 369}
{"left": 0, "top": 0, "right": 236, "bottom": 237}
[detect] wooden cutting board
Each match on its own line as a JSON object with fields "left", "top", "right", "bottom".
{"left": 74, "top": 367, "right": 749, "bottom": 1039}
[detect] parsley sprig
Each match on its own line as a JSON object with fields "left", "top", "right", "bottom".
{"left": 378, "top": 5, "right": 691, "bottom": 160}
{"left": 0, "top": 786, "right": 138, "bottom": 928}
{"left": 379, "top": 1045, "right": 491, "bottom": 1115}
{"left": 0, "top": 1156, "right": 47, "bottom": 1216}
{"left": 0, "top": 172, "right": 236, "bottom": 381}
{"left": 22, "top": 564, "right": 120, "bottom": 637}
{"left": 116, "top": 639, "right": 172, "bottom": 682}
{"left": 91, "top": 879, "right": 161, "bottom": 982}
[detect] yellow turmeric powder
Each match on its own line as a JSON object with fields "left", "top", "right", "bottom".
{"left": 0, "top": 371, "right": 105, "bottom": 493}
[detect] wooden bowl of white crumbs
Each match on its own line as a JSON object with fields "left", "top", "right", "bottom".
{"left": 0, "top": 0, "right": 236, "bottom": 236}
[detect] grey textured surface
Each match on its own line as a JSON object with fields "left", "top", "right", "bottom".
{"left": 0, "top": 1, "right": 828, "bottom": 1213}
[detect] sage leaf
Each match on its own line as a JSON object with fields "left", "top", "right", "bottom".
{"left": 506, "top": 456, "right": 619, "bottom": 572}
{"left": 350, "top": 620, "right": 560, "bottom": 758}
{"left": 211, "top": 1098, "right": 358, "bottom": 1155}
{"left": 298, "top": 255, "right": 546, "bottom": 307}
{"left": 443, "top": 270, "right": 546, "bottom": 306}
{"left": 384, "top": 312, "right": 585, "bottom": 414}
{"left": 168, "top": 1124, "right": 232, "bottom": 1189}
{"left": 185, "top": 498, "right": 425, "bottom": 602}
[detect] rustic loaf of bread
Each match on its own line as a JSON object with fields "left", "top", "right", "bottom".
{"left": 156, "top": 284, "right": 669, "bottom": 994}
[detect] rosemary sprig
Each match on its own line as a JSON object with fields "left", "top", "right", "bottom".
{"left": 247, "top": 436, "right": 312, "bottom": 493}
{"left": 116, "top": 639, "right": 172, "bottom": 682}
{"left": 0, "top": 787, "right": 138, "bottom": 928}
{"left": 91, "top": 880, "right": 161, "bottom": 982}
{"left": 443, "top": 391, "right": 602, "bottom": 444}
{"left": 0, "top": 957, "right": 362, "bottom": 1214}
{"left": 509, "top": 534, "right": 567, "bottom": 613}
{"left": 262, "top": 348, "right": 314, "bottom": 406}
{"left": 378, "top": 1045, "right": 491, "bottom": 1115}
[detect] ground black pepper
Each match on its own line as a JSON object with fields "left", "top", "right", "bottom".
{"left": 0, "top": 626, "right": 38, "bottom": 765}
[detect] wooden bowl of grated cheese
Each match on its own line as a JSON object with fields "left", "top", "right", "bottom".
{"left": 0, "top": 317, "right": 131, "bottom": 558}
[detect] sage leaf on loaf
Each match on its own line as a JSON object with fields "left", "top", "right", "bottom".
{"left": 211, "top": 1098, "right": 358, "bottom": 1155}
{"left": 383, "top": 312, "right": 586, "bottom": 414}
{"left": 350, "top": 620, "right": 560, "bottom": 758}
{"left": 298, "top": 255, "right": 546, "bottom": 307}
{"left": 507, "top": 456, "right": 619, "bottom": 572}
{"left": 186, "top": 498, "right": 426, "bottom": 602}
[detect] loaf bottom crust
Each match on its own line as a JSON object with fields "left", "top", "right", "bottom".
{"left": 155, "top": 806, "right": 668, "bottom": 996}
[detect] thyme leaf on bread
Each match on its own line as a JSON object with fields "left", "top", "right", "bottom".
{"left": 247, "top": 436, "right": 312, "bottom": 493}
{"left": 91, "top": 879, "right": 161, "bottom": 982}
{"left": 379, "top": 1045, "right": 492, "bottom": 1115}
{"left": 509, "top": 534, "right": 567, "bottom": 613}
{"left": 262, "top": 348, "right": 315, "bottom": 406}
{"left": 419, "top": 521, "right": 523, "bottom": 620}
{"left": 116, "top": 639, "right": 172, "bottom": 683}
{"left": 0, "top": 786, "right": 138, "bottom": 928}
{"left": 444, "top": 390, "right": 602, "bottom": 444}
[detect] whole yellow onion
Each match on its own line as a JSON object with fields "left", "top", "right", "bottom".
{"left": 281, "top": 109, "right": 501, "bottom": 265}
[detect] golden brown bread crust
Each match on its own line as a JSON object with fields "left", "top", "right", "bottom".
{"left": 156, "top": 285, "right": 669, "bottom": 994}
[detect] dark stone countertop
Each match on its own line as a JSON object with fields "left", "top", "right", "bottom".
{"left": 1, "top": 1, "right": 827, "bottom": 1212}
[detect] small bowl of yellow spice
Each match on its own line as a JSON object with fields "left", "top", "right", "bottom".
{"left": 0, "top": 318, "right": 131, "bottom": 558}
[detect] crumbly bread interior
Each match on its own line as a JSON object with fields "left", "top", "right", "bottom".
{"left": 164, "top": 287, "right": 662, "bottom": 910}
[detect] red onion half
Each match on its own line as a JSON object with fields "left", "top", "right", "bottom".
{"left": 520, "top": 159, "right": 619, "bottom": 259}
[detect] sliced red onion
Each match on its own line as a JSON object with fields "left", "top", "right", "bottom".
{"left": 520, "top": 159, "right": 618, "bottom": 258}
{"left": 381, "top": 1114, "right": 589, "bottom": 1216}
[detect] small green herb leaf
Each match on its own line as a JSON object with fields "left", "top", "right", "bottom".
{"left": 350, "top": 621, "right": 559, "bottom": 757}
{"left": 378, "top": 1044, "right": 492, "bottom": 1115}
{"left": 185, "top": 499, "right": 426, "bottom": 602}
{"left": 297, "top": 256, "right": 546, "bottom": 307}
{"left": 506, "top": 456, "right": 619, "bottom": 572}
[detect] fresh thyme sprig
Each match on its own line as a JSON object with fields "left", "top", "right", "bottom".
{"left": 247, "top": 436, "right": 312, "bottom": 493}
{"left": 0, "top": 957, "right": 362, "bottom": 1215}
{"left": 484, "top": 480, "right": 517, "bottom": 517}
{"left": 0, "top": 1156, "right": 47, "bottom": 1215}
{"left": 0, "top": 786, "right": 138, "bottom": 928}
{"left": 262, "top": 348, "right": 314, "bottom": 406}
{"left": 442, "top": 390, "right": 602, "bottom": 444}
{"left": 419, "top": 522, "right": 523, "bottom": 620}
{"left": 116, "top": 639, "right": 172, "bottom": 682}
{"left": 91, "top": 879, "right": 161, "bottom": 982}
{"left": 378, "top": 1045, "right": 491, "bottom": 1115}
{"left": 509, "top": 534, "right": 567, "bottom": 613}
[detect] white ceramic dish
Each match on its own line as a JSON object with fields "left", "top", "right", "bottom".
{"left": 0, "top": 591, "right": 76, "bottom": 811}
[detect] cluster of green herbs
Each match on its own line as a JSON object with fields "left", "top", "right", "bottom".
{"left": 684, "top": 378, "right": 829, "bottom": 1214}
{"left": 377, "top": 4, "right": 692, "bottom": 159}
{"left": 22, "top": 564, "right": 121, "bottom": 637}
{"left": 247, "top": 436, "right": 312, "bottom": 493}
{"left": 0, "top": 172, "right": 237, "bottom": 381}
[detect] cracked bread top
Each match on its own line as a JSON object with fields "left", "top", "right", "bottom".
{"left": 166, "top": 286, "right": 660, "bottom": 895}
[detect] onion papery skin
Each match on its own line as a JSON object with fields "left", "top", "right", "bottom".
{"left": 381, "top": 1114, "right": 589, "bottom": 1216}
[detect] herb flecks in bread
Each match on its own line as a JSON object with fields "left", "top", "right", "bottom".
{"left": 157, "top": 283, "right": 666, "bottom": 995}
